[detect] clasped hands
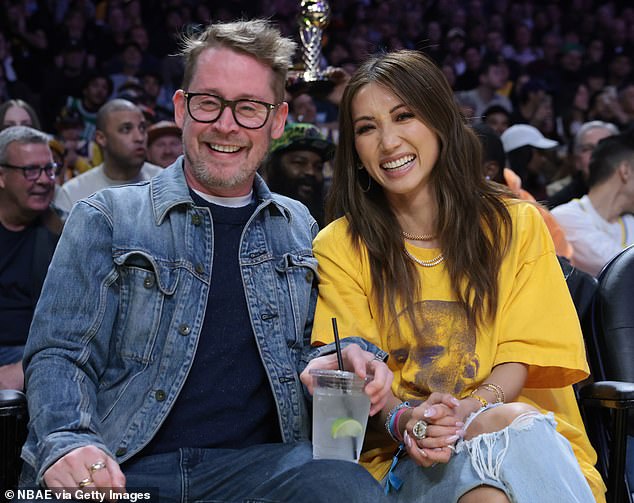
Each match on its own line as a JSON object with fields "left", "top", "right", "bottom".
{"left": 398, "top": 393, "right": 474, "bottom": 467}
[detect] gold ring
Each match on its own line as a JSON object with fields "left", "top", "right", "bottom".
{"left": 78, "top": 477, "right": 93, "bottom": 488}
{"left": 90, "top": 460, "right": 107, "bottom": 473}
{"left": 412, "top": 419, "right": 428, "bottom": 440}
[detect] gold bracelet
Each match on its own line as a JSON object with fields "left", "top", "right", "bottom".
{"left": 469, "top": 393, "right": 488, "bottom": 408}
{"left": 478, "top": 383, "right": 505, "bottom": 403}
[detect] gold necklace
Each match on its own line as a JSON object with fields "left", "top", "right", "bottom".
{"left": 402, "top": 231, "right": 436, "bottom": 241}
{"left": 404, "top": 248, "right": 445, "bottom": 267}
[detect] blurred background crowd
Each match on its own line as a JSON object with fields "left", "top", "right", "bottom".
{"left": 0, "top": 0, "right": 633, "bottom": 202}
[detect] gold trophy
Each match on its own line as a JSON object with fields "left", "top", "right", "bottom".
{"left": 289, "top": 0, "right": 333, "bottom": 97}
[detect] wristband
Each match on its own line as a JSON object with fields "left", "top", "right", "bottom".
{"left": 385, "top": 401, "right": 412, "bottom": 443}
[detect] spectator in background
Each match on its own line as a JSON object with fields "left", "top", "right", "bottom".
{"left": 482, "top": 105, "right": 511, "bottom": 136}
{"left": 0, "top": 99, "right": 41, "bottom": 130}
{"left": 54, "top": 98, "right": 161, "bottom": 215}
{"left": 501, "top": 124, "right": 559, "bottom": 201}
{"left": 549, "top": 120, "right": 619, "bottom": 208}
{"left": 552, "top": 135, "right": 634, "bottom": 276}
{"left": 146, "top": 120, "right": 182, "bottom": 168}
{"left": 455, "top": 58, "right": 513, "bottom": 123}
{"left": 261, "top": 123, "right": 334, "bottom": 228}
{"left": 475, "top": 123, "right": 573, "bottom": 260}
{"left": 0, "top": 126, "right": 62, "bottom": 390}
{"left": 61, "top": 71, "right": 113, "bottom": 143}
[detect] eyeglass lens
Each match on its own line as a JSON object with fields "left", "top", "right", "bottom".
{"left": 187, "top": 94, "right": 272, "bottom": 129}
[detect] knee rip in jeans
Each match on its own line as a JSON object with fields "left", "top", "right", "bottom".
{"left": 456, "top": 405, "right": 556, "bottom": 482}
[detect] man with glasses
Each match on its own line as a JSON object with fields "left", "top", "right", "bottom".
{"left": 21, "top": 19, "right": 390, "bottom": 501}
{"left": 0, "top": 126, "right": 62, "bottom": 390}
{"left": 54, "top": 98, "right": 162, "bottom": 216}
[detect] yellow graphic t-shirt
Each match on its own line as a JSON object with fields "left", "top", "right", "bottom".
{"left": 311, "top": 201, "right": 605, "bottom": 502}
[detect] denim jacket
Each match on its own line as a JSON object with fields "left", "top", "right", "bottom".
{"left": 22, "top": 160, "right": 341, "bottom": 483}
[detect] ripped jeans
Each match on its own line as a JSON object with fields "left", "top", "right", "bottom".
{"left": 382, "top": 408, "right": 595, "bottom": 503}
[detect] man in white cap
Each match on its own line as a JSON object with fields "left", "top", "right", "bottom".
{"left": 146, "top": 120, "right": 182, "bottom": 168}
{"left": 501, "top": 123, "right": 559, "bottom": 200}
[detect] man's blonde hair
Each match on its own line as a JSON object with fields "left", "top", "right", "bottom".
{"left": 179, "top": 19, "right": 296, "bottom": 102}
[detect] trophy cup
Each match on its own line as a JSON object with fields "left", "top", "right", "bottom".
{"left": 289, "top": 0, "right": 334, "bottom": 98}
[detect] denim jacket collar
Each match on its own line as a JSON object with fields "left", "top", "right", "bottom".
{"left": 151, "top": 157, "right": 294, "bottom": 225}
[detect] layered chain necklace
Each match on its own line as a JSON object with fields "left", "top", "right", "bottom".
{"left": 401, "top": 231, "right": 444, "bottom": 267}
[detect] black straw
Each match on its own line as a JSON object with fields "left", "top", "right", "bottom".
{"left": 331, "top": 318, "right": 344, "bottom": 371}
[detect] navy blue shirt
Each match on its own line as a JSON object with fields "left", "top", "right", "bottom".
{"left": 0, "top": 223, "right": 36, "bottom": 346}
{"left": 142, "top": 192, "right": 281, "bottom": 455}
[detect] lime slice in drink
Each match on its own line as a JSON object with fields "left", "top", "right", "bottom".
{"left": 331, "top": 417, "right": 364, "bottom": 438}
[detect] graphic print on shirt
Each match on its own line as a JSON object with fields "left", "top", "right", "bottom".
{"left": 387, "top": 300, "right": 479, "bottom": 400}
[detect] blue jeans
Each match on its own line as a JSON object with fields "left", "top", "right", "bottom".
{"left": 120, "top": 441, "right": 385, "bottom": 502}
{"left": 383, "top": 412, "right": 595, "bottom": 502}
{"left": 628, "top": 435, "right": 634, "bottom": 499}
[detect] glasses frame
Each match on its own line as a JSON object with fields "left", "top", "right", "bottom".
{"left": 1, "top": 162, "right": 61, "bottom": 181}
{"left": 183, "top": 92, "right": 279, "bottom": 130}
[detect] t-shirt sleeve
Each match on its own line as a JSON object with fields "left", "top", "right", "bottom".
{"left": 494, "top": 202, "right": 590, "bottom": 388}
{"left": 311, "top": 219, "right": 383, "bottom": 349}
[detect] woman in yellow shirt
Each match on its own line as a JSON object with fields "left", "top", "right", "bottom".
{"left": 309, "top": 50, "right": 603, "bottom": 502}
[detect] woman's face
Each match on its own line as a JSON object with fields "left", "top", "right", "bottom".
{"left": 351, "top": 83, "right": 439, "bottom": 202}
{"left": 3, "top": 105, "right": 32, "bottom": 127}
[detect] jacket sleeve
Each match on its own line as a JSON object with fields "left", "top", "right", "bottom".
{"left": 22, "top": 201, "right": 119, "bottom": 484}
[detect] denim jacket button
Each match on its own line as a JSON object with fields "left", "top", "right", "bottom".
{"left": 115, "top": 447, "right": 127, "bottom": 457}
{"left": 191, "top": 214, "right": 202, "bottom": 226}
{"left": 155, "top": 390, "right": 166, "bottom": 401}
{"left": 178, "top": 323, "right": 191, "bottom": 336}
{"left": 143, "top": 274, "right": 155, "bottom": 288}
{"left": 195, "top": 263, "right": 204, "bottom": 274}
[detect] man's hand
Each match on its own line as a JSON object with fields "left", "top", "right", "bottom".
{"left": 0, "top": 361, "right": 24, "bottom": 390}
{"left": 300, "top": 343, "right": 393, "bottom": 416}
{"left": 43, "top": 446, "right": 125, "bottom": 499}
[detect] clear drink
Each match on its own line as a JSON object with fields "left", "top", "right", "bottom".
{"left": 310, "top": 369, "right": 370, "bottom": 462}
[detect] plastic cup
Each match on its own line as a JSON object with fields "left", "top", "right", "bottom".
{"left": 310, "top": 369, "right": 370, "bottom": 463}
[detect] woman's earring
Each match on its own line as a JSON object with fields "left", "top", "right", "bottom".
{"left": 357, "top": 166, "right": 372, "bottom": 192}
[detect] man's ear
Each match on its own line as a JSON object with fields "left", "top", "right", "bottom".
{"left": 94, "top": 130, "right": 106, "bottom": 149}
{"left": 173, "top": 89, "right": 186, "bottom": 129}
{"left": 271, "top": 102, "right": 288, "bottom": 140}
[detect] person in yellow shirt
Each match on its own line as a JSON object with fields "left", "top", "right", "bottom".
{"left": 310, "top": 50, "right": 604, "bottom": 502}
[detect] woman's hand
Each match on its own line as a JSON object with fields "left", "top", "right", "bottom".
{"left": 300, "top": 343, "right": 393, "bottom": 416}
{"left": 401, "top": 393, "right": 464, "bottom": 467}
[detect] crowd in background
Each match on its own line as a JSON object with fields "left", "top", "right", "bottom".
{"left": 0, "top": 1, "right": 631, "bottom": 185}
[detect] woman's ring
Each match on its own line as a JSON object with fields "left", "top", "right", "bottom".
{"left": 412, "top": 419, "right": 428, "bottom": 440}
{"left": 90, "top": 460, "right": 107, "bottom": 473}
{"left": 78, "top": 477, "right": 93, "bottom": 488}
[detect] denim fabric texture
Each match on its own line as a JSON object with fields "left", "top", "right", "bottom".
{"left": 383, "top": 412, "right": 595, "bottom": 502}
{"left": 21, "top": 158, "right": 346, "bottom": 485}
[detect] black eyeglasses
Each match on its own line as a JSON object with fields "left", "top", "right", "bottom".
{"left": 183, "top": 92, "right": 279, "bottom": 130}
{"left": 1, "top": 162, "right": 61, "bottom": 181}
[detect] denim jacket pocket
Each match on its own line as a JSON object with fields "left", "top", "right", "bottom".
{"left": 113, "top": 251, "right": 180, "bottom": 363}
{"left": 275, "top": 252, "right": 318, "bottom": 349}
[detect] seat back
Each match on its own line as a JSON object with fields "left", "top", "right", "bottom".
{"left": 0, "top": 389, "right": 28, "bottom": 492}
{"left": 592, "top": 245, "right": 634, "bottom": 384}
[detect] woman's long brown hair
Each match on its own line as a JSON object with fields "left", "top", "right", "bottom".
{"left": 327, "top": 50, "right": 513, "bottom": 332}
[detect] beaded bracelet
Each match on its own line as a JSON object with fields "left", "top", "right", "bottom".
{"left": 478, "top": 383, "right": 505, "bottom": 403}
{"left": 385, "top": 401, "right": 412, "bottom": 443}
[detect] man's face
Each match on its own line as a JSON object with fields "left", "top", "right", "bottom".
{"left": 273, "top": 149, "right": 324, "bottom": 203}
{"left": 0, "top": 142, "right": 55, "bottom": 218}
{"left": 576, "top": 127, "right": 614, "bottom": 180}
{"left": 84, "top": 78, "right": 111, "bottom": 109}
{"left": 173, "top": 46, "right": 287, "bottom": 197}
{"left": 147, "top": 134, "right": 183, "bottom": 168}
{"left": 97, "top": 108, "right": 147, "bottom": 172}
